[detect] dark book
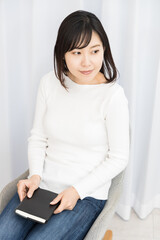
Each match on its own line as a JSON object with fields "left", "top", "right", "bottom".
{"left": 15, "top": 188, "right": 60, "bottom": 224}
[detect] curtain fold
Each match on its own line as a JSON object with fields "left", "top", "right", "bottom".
{"left": 0, "top": 0, "right": 159, "bottom": 220}
{"left": 101, "top": 0, "right": 160, "bottom": 220}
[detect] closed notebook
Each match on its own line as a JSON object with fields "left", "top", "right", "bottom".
{"left": 15, "top": 187, "right": 60, "bottom": 224}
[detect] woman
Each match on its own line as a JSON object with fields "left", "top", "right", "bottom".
{"left": 0, "top": 10, "right": 129, "bottom": 239}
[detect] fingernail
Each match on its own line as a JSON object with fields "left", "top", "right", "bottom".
{"left": 28, "top": 194, "right": 31, "bottom": 198}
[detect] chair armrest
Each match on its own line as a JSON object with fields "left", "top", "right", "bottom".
{"left": 84, "top": 171, "right": 125, "bottom": 240}
{"left": 0, "top": 169, "right": 29, "bottom": 214}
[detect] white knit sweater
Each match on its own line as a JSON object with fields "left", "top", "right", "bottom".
{"left": 27, "top": 71, "right": 129, "bottom": 200}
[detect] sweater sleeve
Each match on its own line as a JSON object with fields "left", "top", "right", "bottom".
{"left": 27, "top": 76, "right": 48, "bottom": 178}
{"left": 73, "top": 87, "right": 130, "bottom": 200}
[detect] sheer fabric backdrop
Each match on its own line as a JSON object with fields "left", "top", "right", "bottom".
{"left": 0, "top": 0, "right": 160, "bottom": 220}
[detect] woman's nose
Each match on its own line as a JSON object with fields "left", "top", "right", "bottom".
{"left": 81, "top": 55, "right": 91, "bottom": 67}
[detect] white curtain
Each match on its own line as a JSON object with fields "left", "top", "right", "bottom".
{"left": 0, "top": 0, "right": 160, "bottom": 220}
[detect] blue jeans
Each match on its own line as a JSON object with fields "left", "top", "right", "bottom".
{"left": 0, "top": 192, "right": 106, "bottom": 240}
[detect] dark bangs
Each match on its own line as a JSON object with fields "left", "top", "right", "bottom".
{"left": 65, "top": 22, "right": 92, "bottom": 52}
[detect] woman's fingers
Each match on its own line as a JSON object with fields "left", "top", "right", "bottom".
{"left": 50, "top": 187, "right": 80, "bottom": 214}
{"left": 50, "top": 193, "right": 62, "bottom": 205}
{"left": 53, "top": 199, "right": 65, "bottom": 214}
{"left": 50, "top": 194, "right": 63, "bottom": 214}
{"left": 17, "top": 178, "right": 39, "bottom": 202}
{"left": 21, "top": 190, "right": 27, "bottom": 202}
{"left": 17, "top": 181, "right": 28, "bottom": 202}
{"left": 27, "top": 185, "right": 37, "bottom": 198}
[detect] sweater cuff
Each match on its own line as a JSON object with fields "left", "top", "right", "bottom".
{"left": 72, "top": 173, "right": 98, "bottom": 200}
{"left": 27, "top": 169, "right": 43, "bottom": 180}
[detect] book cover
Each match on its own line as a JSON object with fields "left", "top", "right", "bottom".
{"left": 15, "top": 188, "right": 60, "bottom": 224}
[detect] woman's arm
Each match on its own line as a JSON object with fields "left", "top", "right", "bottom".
{"left": 27, "top": 76, "right": 48, "bottom": 178}
{"left": 17, "top": 75, "right": 49, "bottom": 201}
{"left": 72, "top": 87, "right": 130, "bottom": 200}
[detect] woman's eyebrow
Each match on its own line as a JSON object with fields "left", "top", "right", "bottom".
{"left": 73, "top": 44, "right": 101, "bottom": 50}
{"left": 90, "top": 44, "right": 101, "bottom": 49}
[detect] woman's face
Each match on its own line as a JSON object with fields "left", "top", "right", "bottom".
{"left": 64, "top": 31, "right": 104, "bottom": 85}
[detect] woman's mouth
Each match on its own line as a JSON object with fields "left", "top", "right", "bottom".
{"left": 80, "top": 70, "right": 93, "bottom": 75}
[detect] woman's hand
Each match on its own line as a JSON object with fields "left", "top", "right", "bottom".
{"left": 17, "top": 175, "right": 41, "bottom": 202}
{"left": 50, "top": 186, "right": 80, "bottom": 214}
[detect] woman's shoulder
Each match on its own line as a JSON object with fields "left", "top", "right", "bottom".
{"left": 102, "top": 81, "right": 128, "bottom": 108}
{"left": 39, "top": 70, "right": 62, "bottom": 93}
{"left": 104, "top": 81, "right": 125, "bottom": 97}
{"left": 101, "top": 82, "right": 128, "bottom": 118}
{"left": 40, "top": 70, "right": 59, "bottom": 86}
{"left": 110, "top": 82, "right": 128, "bottom": 105}
{"left": 38, "top": 71, "right": 60, "bottom": 100}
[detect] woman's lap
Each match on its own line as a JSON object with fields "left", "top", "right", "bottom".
{"left": 0, "top": 192, "right": 36, "bottom": 240}
{"left": 25, "top": 196, "right": 106, "bottom": 240}
{"left": 0, "top": 192, "right": 106, "bottom": 240}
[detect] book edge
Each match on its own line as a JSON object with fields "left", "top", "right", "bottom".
{"left": 15, "top": 209, "right": 46, "bottom": 223}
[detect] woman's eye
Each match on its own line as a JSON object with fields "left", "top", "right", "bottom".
{"left": 92, "top": 50, "right": 99, "bottom": 54}
{"left": 73, "top": 51, "right": 81, "bottom": 55}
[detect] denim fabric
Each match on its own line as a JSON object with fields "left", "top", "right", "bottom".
{"left": 0, "top": 192, "right": 106, "bottom": 240}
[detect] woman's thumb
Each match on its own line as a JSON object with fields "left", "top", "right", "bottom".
{"left": 27, "top": 187, "right": 36, "bottom": 198}
{"left": 50, "top": 194, "right": 62, "bottom": 205}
